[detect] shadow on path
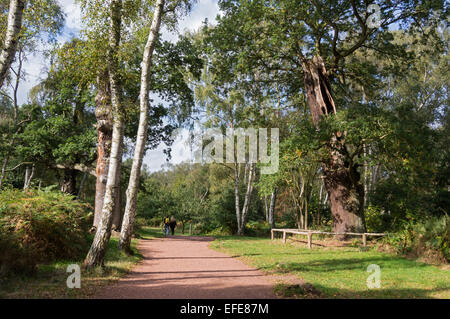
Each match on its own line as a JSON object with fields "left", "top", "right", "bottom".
{"left": 95, "top": 235, "right": 275, "bottom": 299}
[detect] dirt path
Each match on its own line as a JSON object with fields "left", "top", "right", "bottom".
{"left": 95, "top": 236, "right": 276, "bottom": 299}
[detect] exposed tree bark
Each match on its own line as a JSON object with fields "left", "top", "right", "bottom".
{"left": 23, "top": 165, "right": 30, "bottom": 189}
{"left": 264, "top": 195, "right": 269, "bottom": 222}
{"left": 0, "top": 0, "right": 25, "bottom": 88}
{"left": 234, "top": 162, "right": 242, "bottom": 234}
{"left": 363, "top": 144, "right": 368, "bottom": 207}
{"left": 302, "top": 56, "right": 366, "bottom": 237}
{"left": 0, "top": 158, "right": 8, "bottom": 189}
{"left": 93, "top": 71, "right": 113, "bottom": 229}
{"left": 23, "top": 164, "right": 34, "bottom": 189}
{"left": 0, "top": 45, "right": 24, "bottom": 189}
{"left": 55, "top": 163, "right": 95, "bottom": 176}
{"left": 83, "top": 0, "right": 124, "bottom": 269}
{"left": 119, "top": 0, "right": 165, "bottom": 252}
{"left": 268, "top": 188, "right": 277, "bottom": 229}
{"left": 111, "top": 156, "right": 123, "bottom": 231}
{"left": 27, "top": 165, "right": 34, "bottom": 188}
{"left": 237, "top": 163, "right": 255, "bottom": 235}
{"left": 317, "top": 180, "right": 325, "bottom": 227}
{"left": 77, "top": 172, "right": 88, "bottom": 199}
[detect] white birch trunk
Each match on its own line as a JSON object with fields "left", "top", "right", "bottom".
{"left": 268, "top": 188, "right": 276, "bottom": 228}
{"left": 0, "top": 46, "right": 23, "bottom": 189}
{"left": 0, "top": 0, "right": 25, "bottom": 88}
{"left": 119, "top": 0, "right": 165, "bottom": 252}
{"left": 84, "top": 0, "right": 124, "bottom": 268}
{"left": 264, "top": 196, "right": 269, "bottom": 222}
{"left": 0, "top": 157, "right": 7, "bottom": 189}
{"left": 23, "top": 165, "right": 30, "bottom": 189}
{"left": 23, "top": 164, "right": 34, "bottom": 189}
{"left": 363, "top": 144, "right": 368, "bottom": 207}
{"left": 239, "top": 163, "right": 255, "bottom": 235}
{"left": 234, "top": 162, "right": 242, "bottom": 234}
{"left": 77, "top": 172, "right": 88, "bottom": 199}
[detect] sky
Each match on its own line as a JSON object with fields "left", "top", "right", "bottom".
{"left": 16, "top": 0, "right": 221, "bottom": 173}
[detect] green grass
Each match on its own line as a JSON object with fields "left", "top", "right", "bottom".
{"left": 0, "top": 236, "right": 143, "bottom": 299}
{"left": 210, "top": 236, "right": 450, "bottom": 299}
{"left": 3, "top": 226, "right": 448, "bottom": 299}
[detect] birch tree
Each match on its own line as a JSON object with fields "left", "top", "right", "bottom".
{"left": 93, "top": 70, "right": 122, "bottom": 232}
{"left": 83, "top": 0, "right": 124, "bottom": 268}
{"left": 0, "top": 0, "right": 25, "bottom": 88}
{"left": 118, "top": 0, "right": 165, "bottom": 252}
{"left": 268, "top": 189, "right": 276, "bottom": 228}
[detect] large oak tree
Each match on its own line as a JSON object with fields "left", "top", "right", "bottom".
{"left": 206, "top": 0, "right": 446, "bottom": 235}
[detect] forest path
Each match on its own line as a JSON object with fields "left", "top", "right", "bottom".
{"left": 94, "top": 236, "right": 276, "bottom": 299}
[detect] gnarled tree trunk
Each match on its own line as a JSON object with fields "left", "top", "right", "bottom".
{"left": 93, "top": 72, "right": 123, "bottom": 231}
{"left": 302, "top": 56, "right": 365, "bottom": 237}
{"left": 119, "top": 0, "right": 165, "bottom": 252}
{"left": 83, "top": 0, "right": 124, "bottom": 269}
{"left": 93, "top": 72, "right": 113, "bottom": 228}
{"left": 0, "top": 0, "right": 25, "bottom": 88}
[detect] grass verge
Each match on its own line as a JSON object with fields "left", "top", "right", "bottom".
{"left": 210, "top": 236, "right": 450, "bottom": 299}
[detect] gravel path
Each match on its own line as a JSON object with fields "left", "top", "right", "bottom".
{"left": 95, "top": 236, "right": 276, "bottom": 299}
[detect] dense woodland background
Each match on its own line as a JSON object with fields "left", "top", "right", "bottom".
{"left": 0, "top": 0, "right": 448, "bottom": 277}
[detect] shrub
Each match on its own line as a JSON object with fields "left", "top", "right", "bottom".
{"left": 205, "top": 225, "right": 233, "bottom": 236}
{"left": 383, "top": 215, "right": 449, "bottom": 263}
{"left": 0, "top": 189, "right": 93, "bottom": 277}
{"left": 365, "top": 205, "right": 386, "bottom": 233}
{"left": 245, "top": 221, "right": 271, "bottom": 237}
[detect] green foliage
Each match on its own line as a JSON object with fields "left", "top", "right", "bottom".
{"left": 245, "top": 220, "right": 271, "bottom": 237}
{"left": 364, "top": 205, "right": 386, "bottom": 233}
{"left": 16, "top": 40, "right": 98, "bottom": 170}
{"left": 383, "top": 215, "right": 450, "bottom": 263}
{"left": 0, "top": 189, "right": 93, "bottom": 277}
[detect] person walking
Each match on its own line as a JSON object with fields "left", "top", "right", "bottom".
{"left": 169, "top": 216, "right": 177, "bottom": 236}
{"left": 163, "top": 216, "right": 170, "bottom": 236}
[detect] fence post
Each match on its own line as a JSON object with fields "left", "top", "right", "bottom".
{"left": 362, "top": 233, "right": 367, "bottom": 247}
{"left": 271, "top": 229, "right": 274, "bottom": 240}
{"left": 282, "top": 231, "right": 286, "bottom": 244}
{"left": 307, "top": 232, "right": 312, "bottom": 249}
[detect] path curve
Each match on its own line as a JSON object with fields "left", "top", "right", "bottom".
{"left": 95, "top": 236, "right": 276, "bottom": 299}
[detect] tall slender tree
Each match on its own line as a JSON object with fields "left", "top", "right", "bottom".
{"left": 0, "top": 0, "right": 25, "bottom": 88}
{"left": 119, "top": 0, "right": 166, "bottom": 252}
{"left": 84, "top": 0, "right": 124, "bottom": 268}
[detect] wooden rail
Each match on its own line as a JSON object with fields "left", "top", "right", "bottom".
{"left": 270, "top": 228, "right": 385, "bottom": 249}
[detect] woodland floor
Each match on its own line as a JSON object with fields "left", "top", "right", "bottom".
{"left": 3, "top": 227, "right": 447, "bottom": 299}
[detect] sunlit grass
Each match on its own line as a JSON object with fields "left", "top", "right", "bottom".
{"left": 210, "top": 237, "right": 450, "bottom": 299}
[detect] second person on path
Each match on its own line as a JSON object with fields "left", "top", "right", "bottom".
{"left": 169, "top": 216, "right": 177, "bottom": 236}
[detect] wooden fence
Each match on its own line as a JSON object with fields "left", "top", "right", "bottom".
{"left": 270, "top": 228, "right": 385, "bottom": 249}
